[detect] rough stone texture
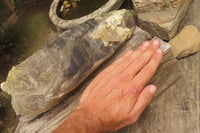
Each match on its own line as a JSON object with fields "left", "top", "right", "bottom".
{"left": 178, "top": 0, "right": 200, "bottom": 32}
{"left": 1, "top": 10, "right": 136, "bottom": 119}
{"left": 49, "top": 0, "right": 124, "bottom": 29}
{"left": 132, "top": 0, "right": 192, "bottom": 40}
{"left": 15, "top": 27, "right": 181, "bottom": 133}
{"left": 169, "top": 25, "right": 200, "bottom": 58}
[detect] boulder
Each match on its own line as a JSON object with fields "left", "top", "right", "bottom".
{"left": 169, "top": 25, "right": 200, "bottom": 58}
{"left": 132, "top": 0, "right": 192, "bottom": 40}
{"left": 1, "top": 9, "right": 136, "bottom": 119}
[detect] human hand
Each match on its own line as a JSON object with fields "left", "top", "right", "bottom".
{"left": 76, "top": 39, "right": 163, "bottom": 132}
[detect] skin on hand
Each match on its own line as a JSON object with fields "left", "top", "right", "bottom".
{"left": 54, "top": 39, "right": 163, "bottom": 133}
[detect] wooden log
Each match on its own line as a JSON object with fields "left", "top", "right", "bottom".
{"left": 15, "top": 27, "right": 181, "bottom": 133}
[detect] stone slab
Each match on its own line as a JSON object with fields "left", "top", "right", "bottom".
{"left": 178, "top": 0, "right": 200, "bottom": 32}
{"left": 132, "top": 0, "right": 192, "bottom": 40}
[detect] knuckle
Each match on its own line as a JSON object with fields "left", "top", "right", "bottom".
{"left": 129, "top": 116, "right": 139, "bottom": 124}
{"left": 136, "top": 55, "right": 148, "bottom": 66}
{"left": 112, "top": 72, "right": 130, "bottom": 86}
{"left": 145, "top": 47, "right": 156, "bottom": 57}
{"left": 140, "top": 94, "right": 151, "bottom": 105}
{"left": 151, "top": 55, "right": 161, "bottom": 65}
{"left": 120, "top": 71, "right": 131, "bottom": 79}
{"left": 124, "top": 55, "right": 132, "bottom": 63}
{"left": 137, "top": 46, "right": 144, "bottom": 53}
{"left": 127, "top": 83, "right": 139, "bottom": 94}
{"left": 114, "top": 77, "right": 124, "bottom": 85}
{"left": 144, "top": 65, "right": 154, "bottom": 74}
{"left": 150, "top": 46, "right": 156, "bottom": 52}
{"left": 149, "top": 44, "right": 157, "bottom": 51}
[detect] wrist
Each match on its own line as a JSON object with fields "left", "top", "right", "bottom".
{"left": 73, "top": 107, "right": 104, "bottom": 133}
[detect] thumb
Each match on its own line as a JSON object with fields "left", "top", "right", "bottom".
{"left": 129, "top": 85, "right": 157, "bottom": 123}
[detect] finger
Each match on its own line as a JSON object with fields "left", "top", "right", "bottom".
{"left": 123, "top": 39, "right": 161, "bottom": 79}
{"left": 132, "top": 48, "right": 163, "bottom": 90}
{"left": 86, "top": 50, "right": 134, "bottom": 92}
{"left": 102, "top": 49, "right": 134, "bottom": 74}
{"left": 100, "top": 41, "right": 151, "bottom": 88}
{"left": 129, "top": 85, "right": 157, "bottom": 123}
{"left": 91, "top": 41, "right": 150, "bottom": 90}
{"left": 110, "top": 41, "right": 150, "bottom": 74}
{"left": 94, "top": 49, "right": 134, "bottom": 83}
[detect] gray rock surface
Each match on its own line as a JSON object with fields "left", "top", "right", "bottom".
{"left": 132, "top": 0, "right": 192, "bottom": 40}
{"left": 49, "top": 0, "right": 124, "bottom": 29}
{"left": 15, "top": 27, "right": 181, "bottom": 133}
{"left": 177, "top": 0, "right": 200, "bottom": 32}
{"left": 1, "top": 9, "right": 136, "bottom": 119}
{"left": 169, "top": 25, "right": 200, "bottom": 58}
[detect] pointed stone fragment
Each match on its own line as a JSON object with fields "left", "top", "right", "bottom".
{"left": 169, "top": 25, "right": 200, "bottom": 58}
{"left": 132, "top": 0, "right": 192, "bottom": 40}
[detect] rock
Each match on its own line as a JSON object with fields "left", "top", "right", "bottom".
{"left": 49, "top": 0, "right": 124, "bottom": 29}
{"left": 178, "top": 0, "right": 200, "bottom": 32}
{"left": 169, "top": 25, "right": 200, "bottom": 58}
{"left": 15, "top": 27, "right": 181, "bottom": 133}
{"left": 1, "top": 9, "right": 136, "bottom": 119}
{"left": 132, "top": 0, "right": 192, "bottom": 40}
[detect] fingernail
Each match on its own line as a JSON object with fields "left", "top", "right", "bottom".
{"left": 156, "top": 48, "right": 163, "bottom": 54}
{"left": 152, "top": 39, "right": 160, "bottom": 46}
{"left": 149, "top": 85, "right": 157, "bottom": 94}
{"left": 143, "top": 41, "right": 150, "bottom": 47}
